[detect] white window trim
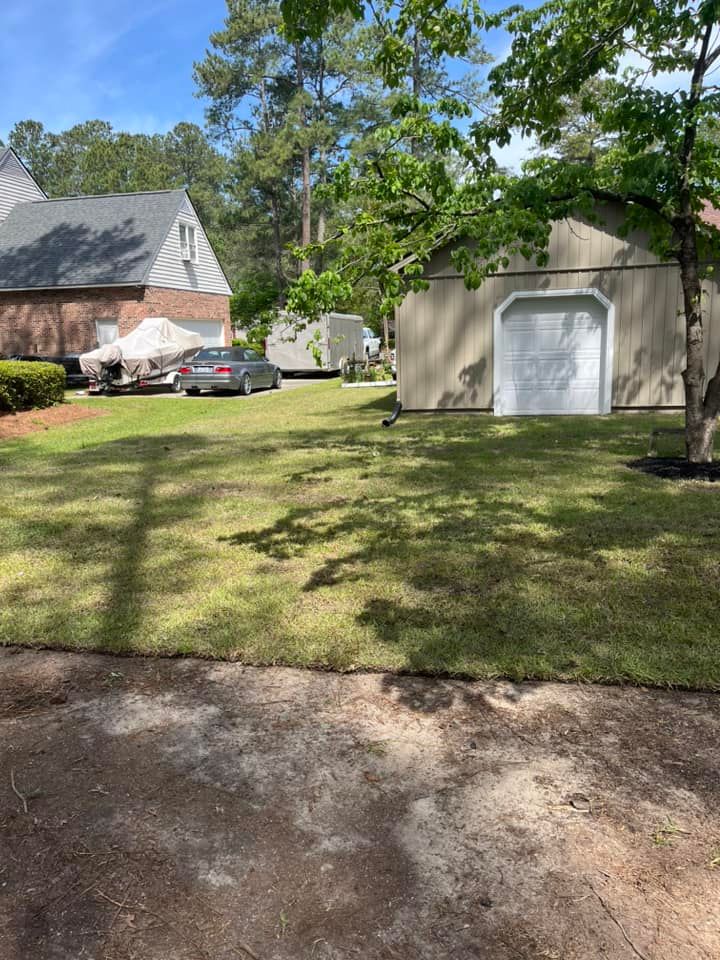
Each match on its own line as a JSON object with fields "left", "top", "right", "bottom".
{"left": 179, "top": 222, "right": 198, "bottom": 264}
{"left": 492, "top": 287, "right": 615, "bottom": 417}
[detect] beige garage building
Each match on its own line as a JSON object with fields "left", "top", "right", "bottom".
{"left": 395, "top": 204, "right": 720, "bottom": 413}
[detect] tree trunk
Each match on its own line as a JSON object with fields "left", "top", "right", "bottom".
{"left": 301, "top": 147, "right": 311, "bottom": 270}
{"left": 270, "top": 192, "right": 285, "bottom": 304}
{"left": 677, "top": 20, "right": 717, "bottom": 463}
{"left": 260, "top": 77, "right": 286, "bottom": 303}
{"left": 317, "top": 39, "right": 326, "bottom": 256}
{"left": 678, "top": 219, "right": 717, "bottom": 462}
{"left": 317, "top": 145, "right": 327, "bottom": 267}
{"left": 295, "top": 42, "right": 311, "bottom": 271}
{"left": 412, "top": 27, "right": 421, "bottom": 98}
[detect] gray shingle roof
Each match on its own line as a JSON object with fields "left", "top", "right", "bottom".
{"left": 0, "top": 189, "right": 186, "bottom": 290}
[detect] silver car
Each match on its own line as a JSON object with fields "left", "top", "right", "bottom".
{"left": 178, "top": 347, "right": 282, "bottom": 396}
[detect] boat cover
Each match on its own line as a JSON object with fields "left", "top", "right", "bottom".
{"left": 80, "top": 317, "right": 204, "bottom": 381}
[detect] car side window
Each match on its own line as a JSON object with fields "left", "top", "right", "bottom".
{"left": 244, "top": 349, "right": 261, "bottom": 361}
{"left": 232, "top": 348, "right": 247, "bottom": 361}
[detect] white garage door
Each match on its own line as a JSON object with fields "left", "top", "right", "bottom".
{"left": 174, "top": 319, "right": 225, "bottom": 347}
{"left": 497, "top": 294, "right": 609, "bottom": 415}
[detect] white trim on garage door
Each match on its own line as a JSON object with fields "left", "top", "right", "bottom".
{"left": 173, "top": 319, "right": 225, "bottom": 347}
{"left": 492, "top": 288, "right": 614, "bottom": 416}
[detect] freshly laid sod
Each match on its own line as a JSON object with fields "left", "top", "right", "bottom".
{"left": 1, "top": 382, "right": 718, "bottom": 687}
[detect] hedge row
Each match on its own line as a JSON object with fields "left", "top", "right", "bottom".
{"left": 0, "top": 360, "right": 67, "bottom": 413}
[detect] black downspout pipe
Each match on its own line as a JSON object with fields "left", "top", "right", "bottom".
{"left": 382, "top": 401, "right": 403, "bottom": 428}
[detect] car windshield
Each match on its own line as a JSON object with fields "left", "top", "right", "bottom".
{"left": 194, "top": 349, "right": 234, "bottom": 361}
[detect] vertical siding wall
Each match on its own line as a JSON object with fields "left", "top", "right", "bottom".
{"left": 0, "top": 151, "right": 46, "bottom": 224}
{"left": 397, "top": 210, "right": 717, "bottom": 410}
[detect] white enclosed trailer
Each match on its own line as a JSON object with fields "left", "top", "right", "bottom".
{"left": 264, "top": 312, "right": 364, "bottom": 374}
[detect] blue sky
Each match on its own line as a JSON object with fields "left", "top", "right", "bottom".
{"left": 0, "top": 0, "right": 229, "bottom": 141}
{"left": 0, "top": 1, "right": 516, "bottom": 140}
{"left": 0, "top": 1, "right": 687, "bottom": 171}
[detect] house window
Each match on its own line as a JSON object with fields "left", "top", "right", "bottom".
{"left": 95, "top": 319, "right": 119, "bottom": 346}
{"left": 179, "top": 223, "right": 198, "bottom": 263}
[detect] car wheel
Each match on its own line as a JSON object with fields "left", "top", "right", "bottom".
{"left": 239, "top": 373, "right": 252, "bottom": 396}
{"left": 185, "top": 388, "right": 200, "bottom": 396}
{"left": 171, "top": 374, "right": 183, "bottom": 393}
{"left": 272, "top": 369, "right": 282, "bottom": 390}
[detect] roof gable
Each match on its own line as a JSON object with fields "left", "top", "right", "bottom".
{"left": 145, "top": 193, "right": 232, "bottom": 296}
{"left": 0, "top": 147, "right": 47, "bottom": 225}
{"left": 0, "top": 147, "right": 47, "bottom": 195}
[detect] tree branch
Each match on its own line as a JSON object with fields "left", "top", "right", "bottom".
{"left": 452, "top": 187, "right": 671, "bottom": 224}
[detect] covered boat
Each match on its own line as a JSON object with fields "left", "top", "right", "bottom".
{"left": 80, "top": 317, "right": 204, "bottom": 390}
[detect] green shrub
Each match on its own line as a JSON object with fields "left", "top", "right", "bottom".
{"left": 231, "top": 337, "right": 266, "bottom": 355}
{"left": 0, "top": 361, "right": 66, "bottom": 413}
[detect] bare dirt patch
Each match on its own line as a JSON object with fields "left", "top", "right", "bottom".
{"left": 0, "top": 404, "right": 107, "bottom": 439}
{"left": 1, "top": 649, "right": 719, "bottom": 959}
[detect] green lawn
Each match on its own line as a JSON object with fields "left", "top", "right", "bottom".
{"left": 1, "top": 382, "right": 718, "bottom": 688}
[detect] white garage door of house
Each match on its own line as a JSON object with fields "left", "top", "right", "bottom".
{"left": 496, "top": 293, "right": 611, "bottom": 415}
{"left": 174, "top": 319, "right": 225, "bottom": 347}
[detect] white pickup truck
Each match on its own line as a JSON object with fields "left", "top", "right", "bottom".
{"left": 363, "top": 327, "right": 382, "bottom": 359}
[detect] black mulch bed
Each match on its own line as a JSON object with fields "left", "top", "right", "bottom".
{"left": 628, "top": 457, "right": 720, "bottom": 482}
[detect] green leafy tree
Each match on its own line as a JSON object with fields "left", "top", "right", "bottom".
{"left": 230, "top": 275, "right": 280, "bottom": 327}
{"left": 282, "top": 0, "right": 720, "bottom": 463}
{"left": 4, "top": 120, "right": 55, "bottom": 188}
{"left": 532, "top": 76, "right": 618, "bottom": 164}
{"left": 195, "top": 0, "right": 296, "bottom": 293}
{"left": 195, "top": 0, "right": 382, "bottom": 297}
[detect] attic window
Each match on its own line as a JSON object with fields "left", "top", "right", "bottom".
{"left": 179, "top": 223, "right": 198, "bottom": 263}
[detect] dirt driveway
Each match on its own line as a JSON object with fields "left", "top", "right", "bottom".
{"left": 1, "top": 649, "right": 718, "bottom": 960}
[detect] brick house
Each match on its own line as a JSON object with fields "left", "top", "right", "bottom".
{"left": 0, "top": 146, "right": 232, "bottom": 356}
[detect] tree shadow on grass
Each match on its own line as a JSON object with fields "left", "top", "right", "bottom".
{"left": 0, "top": 432, "right": 233, "bottom": 652}
{"left": 3, "top": 400, "right": 715, "bottom": 689}
{"left": 217, "top": 411, "right": 718, "bottom": 689}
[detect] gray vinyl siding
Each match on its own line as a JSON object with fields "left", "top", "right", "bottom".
{"left": 0, "top": 151, "right": 45, "bottom": 224}
{"left": 146, "top": 197, "right": 232, "bottom": 296}
{"left": 396, "top": 209, "right": 718, "bottom": 411}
